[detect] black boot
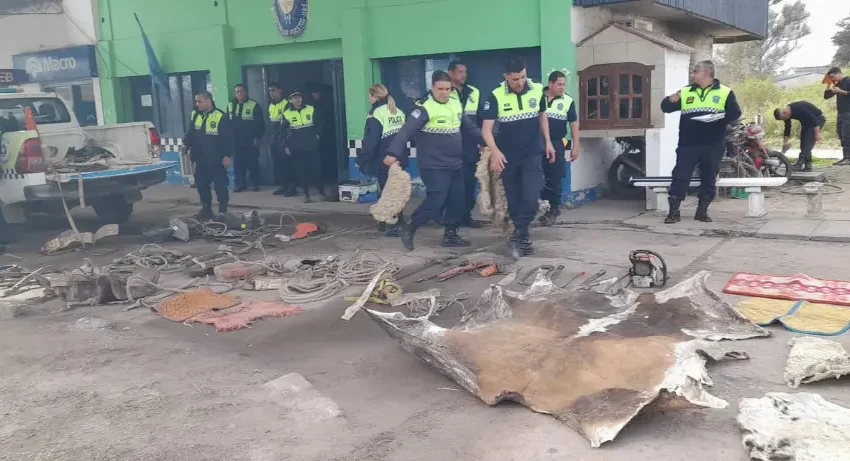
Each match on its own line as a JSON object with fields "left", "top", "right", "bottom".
{"left": 802, "top": 162, "right": 813, "bottom": 172}
{"left": 234, "top": 186, "right": 246, "bottom": 193}
{"left": 538, "top": 208, "right": 559, "bottom": 227}
{"left": 664, "top": 198, "right": 681, "bottom": 224}
{"left": 695, "top": 200, "right": 712, "bottom": 222}
{"left": 518, "top": 230, "right": 534, "bottom": 256}
{"left": 273, "top": 187, "right": 286, "bottom": 196}
{"left": 399, "top": 222, "right": 418, "bottom": 250}
{"left": 196, "top": 206, "right": 214, "bottom": 221}
{"left": 303, "top": 191, "right": 312, "bottom": 203}
{"left": 834, "top": 158, "right": 850, "bottom": 166}
{"left": 378, "top": 222, "right": 387, "bottom": 233}
{"left": 384, "top": 223, "right": 399, "bottom": 237}
{"left": 284, "top": 185, "right": 299, "bottom": 197}
{"left": 441, "top": 227, "right": 471, "bottom": 248}
{"left": 509, "top": 229, "right": 521, "bottom": 259}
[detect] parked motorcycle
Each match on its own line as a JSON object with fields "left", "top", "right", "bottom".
{"left": 724, "top": 120, "right": 791, "bottom": 178}
{"left": 607, "top": 137, "right": 646, "bottom": 199}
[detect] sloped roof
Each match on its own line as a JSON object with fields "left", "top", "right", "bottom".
{"left": 577, "top": 23, "right": 695, "bottom": 54}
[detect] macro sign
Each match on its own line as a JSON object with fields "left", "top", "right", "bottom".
{"left": 12, "top": 45, "right": 98, "bottom": 83}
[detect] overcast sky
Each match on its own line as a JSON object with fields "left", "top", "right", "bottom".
{"left": 785, "top": 0, "right": 850, "bottom": 68}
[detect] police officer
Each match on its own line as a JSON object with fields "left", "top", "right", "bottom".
{"left": 448, "top": 60, "right": 484, "bottom": 228}
{"left": 539, "top": 70, "right": 580, "bottom": 226}
{"left": 774, "top": 101, "right": 825, "bottom": 172}
{"left": 227, "top": 84, "right": 265, "bottom": 192}
{"left": 360, "top": 83, "right": 406, "bottom": 236}
{"left": 184, "top": 91, "right": 233, "bottom": 220}
{"left": 390, "top": 71, "right": 482, "bottom": 250}
{"left": 823, "top": 67, "right": 850, "bottom": 165}
{"left": 481, "top": 57, "right": 556, "bottom": 257}
{"left": 268, "top": 83, "right": 296, "bottom": 196}
{"left": 661, "top": 60, "right": 741, "bottom": 224}
{"left": 281, "top": 90, "right": 326, "bottom": 203}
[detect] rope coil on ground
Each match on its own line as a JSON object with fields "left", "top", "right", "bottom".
{"left": 277, "top": 252, "right": 400, "bottom": 304}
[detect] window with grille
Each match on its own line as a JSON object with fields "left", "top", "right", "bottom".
{"left": 578, "top": 63, "right": 652, "bottom": 130}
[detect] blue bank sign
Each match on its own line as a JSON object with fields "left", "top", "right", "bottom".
{"left": 12, "top": 45, "right": 98, "bottom": 83}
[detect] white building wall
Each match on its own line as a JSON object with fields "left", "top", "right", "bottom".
{"left": 0, "top": 0, "right": 102, "bottom": 122}
{"left": 570, "top": 6, "right": 618, "bottom": 193}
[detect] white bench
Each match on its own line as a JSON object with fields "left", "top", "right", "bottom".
{"left": 630, "top": 177, "right": 788, "bottom": 217}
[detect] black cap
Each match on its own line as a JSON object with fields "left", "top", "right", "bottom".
{"left": 288, "top": 89, "right": 302, "bottom": 98}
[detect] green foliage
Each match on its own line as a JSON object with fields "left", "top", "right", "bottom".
{"left": 833, "top": 15, "right": 850, "bottom": 66}
{"left": 734, "top": 79, "right": 840, "bottom": 147}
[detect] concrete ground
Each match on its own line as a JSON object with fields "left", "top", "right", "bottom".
{"left": 1, "top": 183, "right": 850, "bottom": 460}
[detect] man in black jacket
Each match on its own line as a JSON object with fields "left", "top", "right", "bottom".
{"left": 184, "top": 91, "right": 233, "bottom": 220}
{"left": 824, "top": 67, "right": 850, "bottom": 165}
{"left": 227, "top": 84, "right": 265, "bottom": 191}
{"left": 774, "top": 101, "right": 826, "bottom": 172}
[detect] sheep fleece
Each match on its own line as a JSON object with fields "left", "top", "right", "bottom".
{"left": 370, "top": 163, "right": 411, "bottom": 225}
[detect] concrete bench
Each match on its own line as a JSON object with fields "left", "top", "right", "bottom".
{"left": 630, "top": 177, "right": 788, "bottom": 217}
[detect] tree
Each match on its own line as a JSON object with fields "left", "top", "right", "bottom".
{"left": 832, "top": 16, "right": 850, "bottom": 66}
{"left": 716, "top": 0, "right": 811, "bottom": 83}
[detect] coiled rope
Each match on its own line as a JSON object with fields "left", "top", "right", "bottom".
{"left": 278, "top": 252, "right": 399, "bottom": 304}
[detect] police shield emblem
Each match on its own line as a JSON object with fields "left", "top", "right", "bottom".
{"left": 712, "top": 95, "right": 721, "bottom": 104}
{"left": 557, "top": 103, "right": 564, "bottom": 111}
{"left": 529, "top": 98, "right": 538, "bottom": 109}
{"left": 210, "top": 121, "right": 217, "bottom": 129}
{"left": 306, "top": 114, "right": 312, "bottom": 121}
{"left": 273, "top": 0, "right": 308, "bottom": 37}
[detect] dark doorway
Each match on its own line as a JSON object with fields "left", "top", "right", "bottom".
{"left": 243, "top": 59, "right": 347, "bottom": 187}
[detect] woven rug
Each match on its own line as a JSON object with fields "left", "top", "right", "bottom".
{"left": 156, "top": 289, "right": 239, "bottom": 322}
{"left": 187, "top": 299, "right": 303, "bottom": 332}
{"left": 736, "top": 298, "right": 850, "bottom": 336}
{"left": 723, "top": 272, "right": 850, "bottom": 306}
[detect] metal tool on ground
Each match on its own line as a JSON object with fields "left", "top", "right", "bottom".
{"left": 550, "top": 264, "right": 565, "bottom": 283}
{"left": 417, "top": 260, "right": 469, "bottom": 283}
{"left": 519, "top": 265, "right": 555, "bottom": 286}
{"left": 628, "top": 250, "right": 668, "bottom": 288}
{"left": 437, "top": 261, "right": 491, "bottom": 282}
{"left": 497, "top": 265, "right": 523, "bottom": 286}
{"left": 559, "top": 271, "right": 586, "bottom": 289}
{"left": 582, "top": 270, "right": 607, "bottom": 287}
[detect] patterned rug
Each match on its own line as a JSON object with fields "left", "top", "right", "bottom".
{"left": 723, "top": 272, "right": 850, "bottom": 306}
{"left": 736, "top": 298, "right": 850, "bottom": 336}
{"left": 187, "top": 299, "right": 303, "bottom": 332}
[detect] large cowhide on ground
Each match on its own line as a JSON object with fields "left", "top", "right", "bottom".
{"left": 366, "top": 271, "right": 769, "bottom": 447}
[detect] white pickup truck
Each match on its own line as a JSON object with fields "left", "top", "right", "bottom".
{"left": 0, "top": 91, "right": 176, "bottom": 224}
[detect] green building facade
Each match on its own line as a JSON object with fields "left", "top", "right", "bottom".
{"left": 97, "top": 0, "right": 576, "bottom": 187}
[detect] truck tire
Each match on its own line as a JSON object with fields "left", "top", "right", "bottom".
{"left": 92, "top": 196, "right": 133, "bottom": 224}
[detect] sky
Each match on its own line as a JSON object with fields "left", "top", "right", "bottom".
{"left": 785, "top": 0, "right": 850, "bottom": 68}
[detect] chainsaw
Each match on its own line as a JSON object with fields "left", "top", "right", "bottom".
{"left": 628, "top": 250, "right": 668, "bottom": 288}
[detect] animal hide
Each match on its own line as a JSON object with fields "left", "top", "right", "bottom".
{"left": 370, "top": 163, "right": 411, "bottom": 225}
{"left": 739, "top": 393, "right": 850, "bottom": 461}
{"left": 475, "top": 148, "right": 551, "bottom": 234}
{"left": 366, "top": 271, "right": 769, "bottom": 447}
{"left": 784, "top": 336, "right": 850, "bottom": 388}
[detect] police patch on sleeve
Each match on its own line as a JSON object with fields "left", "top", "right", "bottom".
{"left": 483, "top": 101, "right": 490, "bottom": 111}
{"left": 411, "top": 109, "right": 422, "bottom": 119}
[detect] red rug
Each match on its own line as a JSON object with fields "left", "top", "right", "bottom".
{"left": 723, "top": 272, "right": 850, "bottom": 306}
{"left": 188, "top": 299, "right": 303, "bottom": 332}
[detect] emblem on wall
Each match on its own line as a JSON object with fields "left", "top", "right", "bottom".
{"left": 273, "top": 0, "right": 309, "bottom": 38}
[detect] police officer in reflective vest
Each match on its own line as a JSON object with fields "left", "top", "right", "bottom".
{"left": 661, "top": 60, "right": 741, "bottom": 224}
{"left": 389, "top": 71, "right": 483, "bottom": 250}
{"left": 184, "top": 91, "right": 233, "bottom": 220}
{"left": 540, "top": 70, "right": 580, "bottom": 226}
{"left": 268, "top": 83, "right": 296, "bottom": 197}
{"left": 227, "top": 84, "right": 265, "bottom": 192}
{"left": 281, "top": 89, "right": 327, "bottom": 203}
{"left": 482, "top": 57, "right": 557, "bottom": 257}
{"left": 448, "top": 59, "right": 484, "bottom": 228}
{"left": 360, "top": 83, "right": 406, "bottom": 236}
